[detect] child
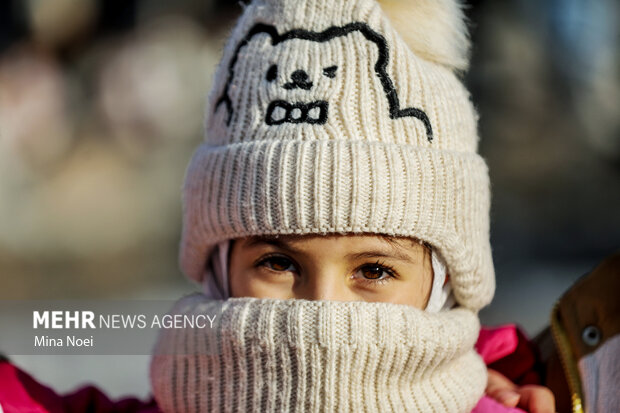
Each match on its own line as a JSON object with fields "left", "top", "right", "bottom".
{"left": 147, "top": 0, "right": 553, "bottom": 412}
{"left": 0, "top": 0, "right": 557, "bottom": 411}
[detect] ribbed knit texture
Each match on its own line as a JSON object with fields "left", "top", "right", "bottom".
{"left": 150, "top": 293, "right": 487, "bottom": 413}
{"left": 178, "top": 0, "right": 495, "bottom": 311}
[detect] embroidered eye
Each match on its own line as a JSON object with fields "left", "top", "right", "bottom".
{"left": 266, "top": 64, "right": 278, "bottom": 82}
{"left": 323, "top": 65, "right": 337, "bottom": 78}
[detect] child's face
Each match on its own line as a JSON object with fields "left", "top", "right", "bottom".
{"left": 228, "top": 234, "right": 433, "bottom": 308}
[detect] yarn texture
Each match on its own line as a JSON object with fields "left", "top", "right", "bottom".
{"left": 157, "top": 0, "right": 495, "bottom": 410}
{"left": 179, "top": 0, "right": 494, "bottom": 310}
{"left": 150, "top": 293, "right": 487, "bottom": 413}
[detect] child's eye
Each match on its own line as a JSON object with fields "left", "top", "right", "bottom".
{"left": 353, "top": 261, "right": 397, "bottom": 285}
{"left": 257, "top": 255, "right": 297, "bottom": 273}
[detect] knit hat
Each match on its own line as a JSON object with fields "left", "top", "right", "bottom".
{"left": 180, "top": 0, "right": 494, "bottom": 311}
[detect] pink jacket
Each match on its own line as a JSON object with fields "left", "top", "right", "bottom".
{"left": 0, "top": 325, "right": 528, "bottom": 413}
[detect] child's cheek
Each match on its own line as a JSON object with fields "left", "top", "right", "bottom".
{"left": 230, "top": 268, "right": 295, "bottom": 299}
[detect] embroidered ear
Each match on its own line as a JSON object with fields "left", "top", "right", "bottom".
{"left": 378, "top": 0, "right": 471, "bottom": 72}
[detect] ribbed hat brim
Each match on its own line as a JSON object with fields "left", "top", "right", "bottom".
{"left": 180, "top": 139, "right": 494, "bottom": 310}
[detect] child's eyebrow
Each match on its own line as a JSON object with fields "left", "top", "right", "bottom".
{"left": 381, "top": 235, "right": 432, "bottom": 254}
{"left": 245, "top": 235, "right": 302, "bottom": 254}
{"left": 344, "top": 250, "right": 416, "bottom": 264}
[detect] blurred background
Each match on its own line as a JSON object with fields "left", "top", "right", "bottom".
{"left": 1, "top": 0, "right": 619, "bottom": 401}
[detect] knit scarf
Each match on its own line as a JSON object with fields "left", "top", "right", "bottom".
{"left": 150, "top": 293, "right": 487, "bottom": 413}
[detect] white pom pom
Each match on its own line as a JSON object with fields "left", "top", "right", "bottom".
{"left": 378, "top": 0, "right": 471, "bottom": 71}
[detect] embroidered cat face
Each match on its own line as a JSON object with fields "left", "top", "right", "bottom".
{"left": 213, "top": 23, "right": 433, "bottom": 142}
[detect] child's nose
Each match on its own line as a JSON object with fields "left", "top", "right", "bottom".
{"left": 295, "top": 272, "right": 356, "bottom": 302}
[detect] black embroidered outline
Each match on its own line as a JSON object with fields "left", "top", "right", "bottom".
{"left": 283, "top": 69, "right": 313, "bottom": 90}
{"left": 266, "top": 64, "right": 278, "bottom": 82}
{"left": 322, "top": 65, "right": 338, "bottom": 78}
{"left": 215, "top": 22, "right": 433, "bottom": 142}
{"left": 265, "top": 100, "right": 328, "bottom": 125}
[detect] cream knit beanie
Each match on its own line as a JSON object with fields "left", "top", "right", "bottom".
{"left": 180, "top": 0, "right": 494, "bottom": 311}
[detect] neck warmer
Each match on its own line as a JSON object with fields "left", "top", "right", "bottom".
{"left": 150, "top": 293, "right": 486, "bottom": 413}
